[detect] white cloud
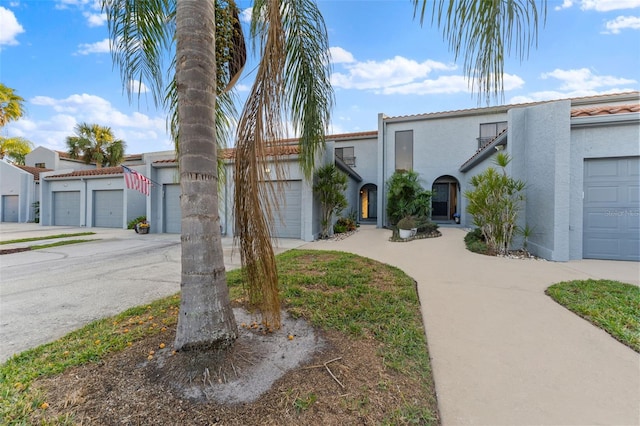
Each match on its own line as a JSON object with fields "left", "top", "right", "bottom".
{"left": 332, "top": 55, "right": 456, "bottom": 90}
{"left": 329, "top": 46, "right": 355, "bottom": 64}
{"left": 580, "top": 0, "right": 640, "bottom": 11}
{"left": 555, "top": 0, "right": 574, "bottom": 10}
{"left": 240, "top": 7, "right": 252, "bottom": 23}
{"left": 127, "top": 80, "right": 150, "bottom": 94}
{"left": 381, "top": 73, "right": 524, "bottom": 96}
{"left": 7, "top": 93, "right": 171, "bottom": 153}
{"left": 0, "top": 6, "right": 24, "bottom": 47}
{"left": 76, "top": 38, "right": 110, "bottom": 55}
{"left": 541, "top": 68, "right": 637, "bottom": 91}
{"left": 84, "top": 11, "right": 106, "bottom": 27}
{"left": 603, "top": 15, "right": 640, "bottom": 32}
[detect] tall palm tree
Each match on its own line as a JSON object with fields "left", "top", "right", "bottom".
{"left": 66, "top": 122, "right": 126, "bottom": 168}
{"left": 103, "top": 0, "right": 545, "bottom": 351}
{"left": 0, "top": 136, "right": 33, "bottom": 165}
{"left": 0, "top": 83, "right": 25, "bottom": 128}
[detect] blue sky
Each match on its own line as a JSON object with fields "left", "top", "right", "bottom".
{"left": 1, "top": 0, "right": 639, "bottom": 155}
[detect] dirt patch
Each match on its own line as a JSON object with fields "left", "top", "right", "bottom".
{"left": 0, "top": 247, "right": 31, "bottom": 255}
{"left": 32, "top": 315, "right": 432, "bottom": 425}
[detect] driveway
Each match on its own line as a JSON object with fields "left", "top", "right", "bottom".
{"left": 303, "top": 225, "right": 640, "bottom": 425}
{"left": 0, "top": 224, "right": 304, "bottom": 362}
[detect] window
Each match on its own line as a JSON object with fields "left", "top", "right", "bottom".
{"left": 478, "top": 121, "right": 507, "bottom": 148}
{"left": 395, "top": 130, "right": 413, "bottom": 171}
{"left": 35, "top": 162, "right": 46, "bottom": 169}
{"left": 335, "top": 146, "right": 356, "bottom": 166}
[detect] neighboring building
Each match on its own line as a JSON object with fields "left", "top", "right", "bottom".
{"left": 2, "top": 92, "right": 638, "bottom": 261}
{"left": 378, "top": 92, "right": 639, "bottom": 261}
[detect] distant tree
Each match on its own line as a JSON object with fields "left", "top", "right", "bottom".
{"left": 0, "top": 83, "right": 25, "bottom": 128}
{"left": 313, "top": 164, "right": 348, "bottom": 238}
{"left": 0, "top": 136, "right": 33, "bottom": 165}
{"left": 66, "top": 123, "right": 126, "bottom": 168}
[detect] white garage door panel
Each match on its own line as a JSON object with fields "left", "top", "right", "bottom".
{"left": 269, "top": 181, "right": 302, "bottom": 239}
{"left": 2, "top": 195, "right": 19, "bottom": 222}
{"left": 93, "top": 190, "right": 123, "bottom": 228}
{"left": 583, "top": 157, "right": 640, "bottom": 261}
{"left": 53, "top": 191, "right": 81, "bottom": 226}
{"left": 164, "top": 184, "right": 181, "bottom": 234}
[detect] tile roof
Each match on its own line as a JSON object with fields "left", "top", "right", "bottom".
{"left": 152, "top": 145, "right": 302, "bottom": 164}
{"left": 46, "top": 166, "right": 125, "bottom": 178}
{"left": 570, "top": 104, "right": 640, "bottom": 117}
{"left": 385, "top": 91, "right": 640, "bottom": 122}
{"left": 15, "top": 165, "right": 53, "bottom": 181}
{"left": 459, "top": 129, "right": 508, "bottom": 172}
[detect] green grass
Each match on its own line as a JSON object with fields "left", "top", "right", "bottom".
{"left": 546, "top": 279, "right": 640, "bottom": 352}
{"left": 30, "top": 239, "right": 97, "bottom": 250}
{"left": 0, "top": 233, "right": 96, "bottom": 245}
{"left": 1, "top": 250, "right": 436, "bottom": 424}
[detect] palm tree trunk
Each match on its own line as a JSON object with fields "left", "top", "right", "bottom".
{"left": 174, "top": 0, "right": 237, "bottom": 351}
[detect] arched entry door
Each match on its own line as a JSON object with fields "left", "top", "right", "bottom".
{"left": 431, "top": 176, "right": 459, "bottom": 221}
{"left": 360, "top": 183, "right": 377, "bottom": 222}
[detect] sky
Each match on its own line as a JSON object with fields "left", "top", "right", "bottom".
{"left": 1, "top": 0, "right": 639, "bottom": 156}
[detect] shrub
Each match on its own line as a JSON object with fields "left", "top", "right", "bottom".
{"left": 314, "top": 164, "right": 348, "bottom": 238}
{"left": 386, "top": 170, "right": 432, "bottom": 226}
{"left": 465, "top": 153, "right": 525, "bottom": 255}
{"left": 464, "top": 228, "right": 490, "bottom": 254}
{"left": 128, "top": 216, "right": 147, "bottom": 229}
{"left": 397, "top": 216, "right": 417, "bottom": 230}
{"left": 334, "top": 217, "right": 356, "bottom": 234}
{"left": 416, "top": 219, "right": 439, "bottom": 234}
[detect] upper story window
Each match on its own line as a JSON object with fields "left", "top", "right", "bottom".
{"left": 35, "top": 162, "right": 46, "bottom": 168}
{"left": 478, "top": 121, "right": 507, "bottom": 149}
{"left": 335, "top": 146, "right": 356, "bottom": 167}
{"left": 395, "top": 130, "right": 413, "bottom": 171}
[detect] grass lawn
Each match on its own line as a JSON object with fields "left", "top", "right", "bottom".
{"left": 546, "top": 279, "right": 640, "bottom": 352}
{"left": 0, "top": 249, "right": 438, "bottom": 425}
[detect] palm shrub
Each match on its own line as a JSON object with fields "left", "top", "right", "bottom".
{"left": 386, "top": 170, "right": 432, "bottom": 226}
{"left": 465, "top": 153, "right": 525, "bottom": 255}
{"left": 314, "top": 164, "right": 348, "bottom": 238}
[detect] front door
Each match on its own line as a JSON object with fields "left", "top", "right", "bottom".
{"left": 360, "top": 184, "right": 377, "bottom": 221}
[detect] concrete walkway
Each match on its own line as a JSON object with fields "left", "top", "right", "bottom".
{"left": 303, "top": 226, "right": 640, "bottom": 426}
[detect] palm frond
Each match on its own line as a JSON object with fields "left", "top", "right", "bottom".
{"left": 413, "top": 0, "right": 545, "bottom": 103}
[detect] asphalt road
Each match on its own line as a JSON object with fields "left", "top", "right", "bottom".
{"left": 0, "top": 234, "right": 182, "bottom": 362}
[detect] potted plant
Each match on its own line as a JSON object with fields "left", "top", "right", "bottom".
{"left": 135, "top": 219, "right": 150, "bottom": 234}
{"left": 397, "top": 216, "right": 417, "bottom": 239}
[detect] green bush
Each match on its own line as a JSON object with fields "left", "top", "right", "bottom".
{"left": 127, "top": 216, "right": 147, "bottom": 229}
{"left": 386, "top": 170, "right": 432, "bottom": 226}
{"left": 397, "top": 216, "right": 417, "bottom": 230}
{"left": 464, "top": 228, "right": 490, "bottom": 254}
{"left": 334, "top": 217, "right": 356, "bottom": 234}
{"left": 416, "top": 220, "right": 439, "bottom": 234}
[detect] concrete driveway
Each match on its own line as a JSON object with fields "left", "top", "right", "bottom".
{"left": 303, "top": 225, "right": 640, "bottom": 425}
{"left": 0, "top": 224, "right": 304, "bottom": 362}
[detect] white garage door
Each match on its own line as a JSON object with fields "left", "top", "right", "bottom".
{"left": 269, "top": 180, "right": 302, "bottom": 239}
{"left": 93, "top": 190, "right": 124, "bottom": 228}
{"left": 164, "top": 184, "right": 181, "bottom": 234}
{"left": 53, "top": 191, "right": 81, "bottom": 226}
{"left": 583, "top": 157, "right": 639, "bottom": 261}
{"left": 2, "top": 195, "right": 19, "bottom": 222}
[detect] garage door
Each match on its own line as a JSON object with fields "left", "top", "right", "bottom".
{"left": 2, "top": 195, "right": 19, "bottom": 222}
{"left": 583, "top": 157, "right": 639, "bottom": 261}
{"left": 93, "top": 190, "right": 123, "bottom": 228}
{"left": 53, "top": 191, "right": 81, "bottom": 226}
{"left": 164, "top": 184, "right": 181, "bottom": 234}
{"left": 269, "top": 180, "right": 302, "bottom": 239}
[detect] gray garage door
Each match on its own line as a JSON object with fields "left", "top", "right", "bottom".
{"left": 93, "top": 190, "right": 124, "bottom": 228}
{"left": 269, "top": 180, "right": 302, "bottom": 239}
{"left": 583, "top": 157, "right": 639, "bottom": 261}
{"left": 164, "top": 184, "right": 181, "bottom": 234}
{"left": 2, "top": 195, "right": 19, "bottom": 222}
{"left": 53, "top": 191, "right": 81, "bottom": 226}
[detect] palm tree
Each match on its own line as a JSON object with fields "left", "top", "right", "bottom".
{"left": 0, "top": 136, "right": 33, "bottom": 165}
{"left": 103, "top": 0, "right": 545, "bottom": 351}
{"left": 66, "top": 123, "right": 126, "bottom": 168}
{"left": 0, "top": 83, "right": 25, "bottom": 128}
